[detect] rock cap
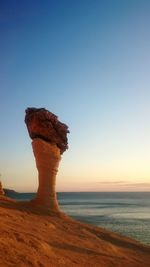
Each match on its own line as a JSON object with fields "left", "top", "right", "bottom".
{"left": 25, "top": 107, "right": 69, "bottom": 154}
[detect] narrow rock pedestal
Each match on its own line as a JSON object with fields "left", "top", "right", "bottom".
{"left": 31, "top": 138, "right": 61, "bottom": 212}
{"left": 25, "top": 107, "right": 69, "bottom": 213}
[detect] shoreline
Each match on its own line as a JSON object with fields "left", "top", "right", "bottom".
{"left": 3, "top": 191, "right": 150, "bottom": 245}
{"left": 0, "top": 197, "right": 150, "bottom": 267}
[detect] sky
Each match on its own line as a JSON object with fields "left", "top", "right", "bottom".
{"left": 0, "top": 0, "right": 150, "bottom": 192}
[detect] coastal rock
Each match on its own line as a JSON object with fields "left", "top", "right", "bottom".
{"left": 3, "top": 188, "right": 19, "bottom": 198}
{"left": 25, "top": 107, "right": 69, "bottom": 212}
{"left": 31, "top": 138, "right": 61, "bottom": 211}
{"left": 0, "top": 181, "right": 4, "bottom": 196}
{"left": 25, "top": 107, "right": 69, "bottom": 154}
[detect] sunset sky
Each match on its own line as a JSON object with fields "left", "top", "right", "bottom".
{"left": 0, "top": 0, "right": 150, "bottom": 192}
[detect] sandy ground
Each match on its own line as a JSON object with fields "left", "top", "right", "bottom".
{"left": 0, "top": 196, "right": 150, "bottom": 267}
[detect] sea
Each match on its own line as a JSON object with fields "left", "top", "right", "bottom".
{"left": 10, "top": 192, "right": 150, "bottom": 245}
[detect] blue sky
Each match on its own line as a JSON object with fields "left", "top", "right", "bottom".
{"left": 0, "top": 0, "right": 150, "bottom": 191}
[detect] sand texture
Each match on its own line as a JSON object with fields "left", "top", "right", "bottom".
{"left": 0, "top": 198, "right": 150, "bottom": 267}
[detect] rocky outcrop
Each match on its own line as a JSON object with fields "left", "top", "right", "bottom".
{"left": 25, "top": 107, "right": 69, "bottom": 212}
{"left": 25, "top": 108, "right": 69, "bottom": 154}
{"left": 0, "top": 181, "right": 4, "bottom": 196}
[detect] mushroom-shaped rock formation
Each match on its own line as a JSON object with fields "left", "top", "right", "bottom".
{"left": 0, "top": 181, "right": 4, "bottom": 196}
{"left": 25, "top": 108, "right": 69, "bottom": 212}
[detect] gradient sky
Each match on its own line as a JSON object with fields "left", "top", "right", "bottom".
{"left": 0, "top": 0, "right": 150, "bottom": 192}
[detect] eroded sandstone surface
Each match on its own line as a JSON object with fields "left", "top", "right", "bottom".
{"left": 25, "top": 107, "right": 69, "bottom": 212}
{"left": 31, "top": 138, "right": 61, "bottom": 211}
{"left": 0, "top": 201, "right": 150, "bottom": 267}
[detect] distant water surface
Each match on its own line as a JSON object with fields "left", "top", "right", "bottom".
{"left": 10, "top": 192, "right": 150, "bottom": 245}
